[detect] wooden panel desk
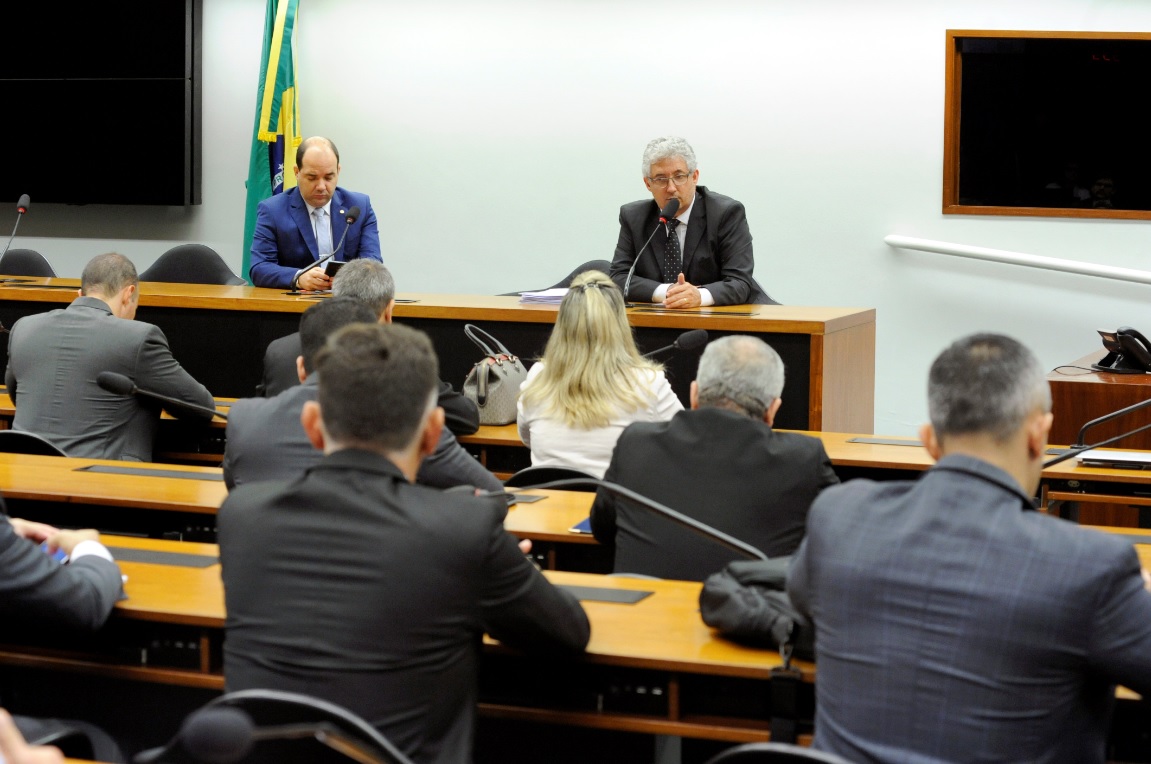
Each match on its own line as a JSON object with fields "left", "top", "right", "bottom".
{"left": 0, "top": 279, "right": 876, "bottom": 433}
{"left": 0, "top": 535, "right": 812, "bottom": 747}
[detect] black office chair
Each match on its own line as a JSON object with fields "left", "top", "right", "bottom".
{"left": 504, "top": 465, "right": 599, "bottom": 491}
{"left": 0, "top": 430, "right": 68, "bottom": 456}
{"left": 704, "top": 743, "right": 852, "bottom": 764}
{"left": 0, "top": 248, "right": 57, "bottom": 277}
{"left": 498, "top": 259, "right": 613, "bottom": 295}
{"left": 134, "top": 689, "right": 414, "bottom": 764}
{"left": 140, "top": 244, "right": 247, "bottom": 286}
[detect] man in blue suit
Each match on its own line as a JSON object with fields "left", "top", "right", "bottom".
{"left": 249, "top": 136, "right": 382, "bottom": 290}
{"left": 789, "top": 333, "right": 1151, "bottom": 764}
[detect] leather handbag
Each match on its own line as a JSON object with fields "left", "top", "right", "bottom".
{"left": 461, "top": 324, "right": 528, "bottom": 425}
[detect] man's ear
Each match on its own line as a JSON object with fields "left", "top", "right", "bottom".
{"left": 301, "top": 400, "right": 326, "bottom": 452}
{"left": 764, "top": 397, "right": 783, "bottom": 426}
{"left": 689, "top": 381, "right": 699, "bottom": 410}
{"left": 919, "top": 423, "right": 942, "bottom": 461}
{"left": 419, "top": 407, "right": 445, "bottom": 459}
{"left": 381, "top": 299, "right": 396, "bottom": 325}
{"left": 296, "top": 356, "right": 307, "bottom": 383}
{"left": 1026, "top": 411, "right": 1054, "bottom": 461}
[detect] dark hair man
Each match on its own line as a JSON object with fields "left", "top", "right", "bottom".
{"left": 219, "top": 323, "right": 589, "bottom": 762}
{"left": 789, "top": 333, "right": 1151, "bottom": 763}
{"left": 590, "top": 335, "right": 837, "bottom": 580}
{"left": 4, "top": 252, "right": 215, "bottom": 461}
{"left": 248, "top": 136, "right": 382, "bottom": 290}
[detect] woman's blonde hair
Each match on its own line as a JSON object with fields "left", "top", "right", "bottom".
{"left": 520, "top": 270, "right": 664, "bottom": 428}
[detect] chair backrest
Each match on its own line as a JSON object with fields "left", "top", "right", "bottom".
{"left": 549, "top": 259, "right": 613, "bottom": 289}
{"left": 0, "top": 248, "right": 57, "bottom": 277}
{"left": 134, "top": 689, "right": 414, "bottom": 764}
{"left": 504, "top": 466, "right": 599, "bottom": 491}
{"left": 704, "top": 743, "right": 853, "bottom": 764}
{"left": 0, "top": 430, "right": 68, "bottom": 457}
{"left": 139, "top": 244, "right": 246, "bottom": 286}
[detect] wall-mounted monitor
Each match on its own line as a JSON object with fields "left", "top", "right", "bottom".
{"left": 944, "top": 30, "right": 1151, "bottom": 220}
{"left": 0, "top": 0, "right": 202, "bottom": 206}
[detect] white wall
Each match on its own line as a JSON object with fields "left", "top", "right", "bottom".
{"left": 15, "top": 0, "right": 1151, "bottom": 435}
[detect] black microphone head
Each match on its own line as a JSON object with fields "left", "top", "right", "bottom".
{"left": 658, "top": 198, "right": 680, "bottom": 221}
{"left": 96, "top": 371, "right": 137, "bottom": 396}
{"left": 345, "top": 205, "right": 361, "bottom": 224}
{"left": 16, "top": 193, "right": 29, "bottom": 214}
{"left": 179, "top": 707, "right": 255, "bottom": 764}
{"left": 674, "top": 329, "right": 709, "bottom": 352}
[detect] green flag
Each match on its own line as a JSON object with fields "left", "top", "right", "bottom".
{"left": 242, "top": 0, "right": 301, "bottom": 285}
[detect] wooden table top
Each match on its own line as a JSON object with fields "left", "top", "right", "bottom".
{"left": 105, "top": 535, "right": 808, "bottom": 680}
{"left": 505, "top": 490, "right": 596, "bottom": 544}
{"left": 0, "top": 278, "right": 875, "bottom": 335}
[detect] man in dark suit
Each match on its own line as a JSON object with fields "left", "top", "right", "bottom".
{"left": 4, "top": 253, "right": 215, "bottom": 461}
{"left": 609, "top": 136, "right": 773, "bottom": 307}
{"left": 789, "top": 333, "right": 1151, "bottom": 763}
{"left": 590, "top": 336, "right": 837, "bottom": 580}
{"left": 259, "top": 259, "right": 480, "bottom": 436}
{"left": 219, "top": 322, "right": 590, "bottom": 763}
{"left": 1, "top": 497, "right": 124, "bottom": 760}
{"left": 224, "top": 297, "right": 501, "bottom": 492}
{"left": 249, "top": 136, "right": 382, "bottom": 290}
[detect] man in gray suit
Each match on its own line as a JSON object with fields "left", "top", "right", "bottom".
{"left": 789, "top": 333, "right": 1151, "bottom": 763}
{"left": 4, "top": 253, "right": 215, "bottom": 461}
{"left": 224, "top": 297, "right": 502, "bottom": 492}
{"left": 1, "top": 496, "right": 124, "bottom": 760}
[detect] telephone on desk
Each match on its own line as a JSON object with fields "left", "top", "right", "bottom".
{"left": 1094, "top": 326, "right": 1151, "bottom": 374}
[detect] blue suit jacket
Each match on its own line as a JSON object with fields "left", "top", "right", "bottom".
{"left": 249, "top": 186, "right": 382, "bottom": 288}
{"left": 789, "top": 454, "right": 1151, "bottom": 764}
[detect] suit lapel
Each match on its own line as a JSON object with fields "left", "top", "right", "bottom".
{"left": 290, "top": 191, "right": 320, "bottom": 259}
{"left": 682, "top": 189, "right": 707, "bottom": 273}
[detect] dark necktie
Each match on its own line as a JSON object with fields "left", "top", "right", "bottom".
{"left": 662, "top": 218, "right": 681, "bottom": 283}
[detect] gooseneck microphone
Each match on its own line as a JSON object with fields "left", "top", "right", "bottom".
{"left": 289, "top": 206, "right": 363, "bottom": 293}
{"left": 622, "top": 198, "right": 680, "bottom": 306}
{"left": 1, "top": 194, "right": 31, "bottom": 261}
{"left": 96, "top": 371, "right": 226, "bottom": 421}
{"left": 643, "top": 329, "right": 709, "bottom": 359}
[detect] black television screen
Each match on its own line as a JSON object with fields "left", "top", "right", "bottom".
{"left": 1, "top": 0, "right": 201, "bottom": 206}
{"left": 949, "top": 32, "right": 1151, "bottom": 215}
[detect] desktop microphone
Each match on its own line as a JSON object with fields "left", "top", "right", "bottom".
{"left": 96, "top": 371, "right": 226, "bottom": 421}
{"left": 642, "top": 329, "right": 709, "bottom": 359}
{"left": 288, "top": 206, "right": 363, "bottom": 293}
{"left": 1, "top": 193, "right": 31, "bottom": 260}
{"left": 502, "top": 476, "right": 767, "bottom": 562}
{"left": 622, "top": 198, "right": 680, "bottom": 306}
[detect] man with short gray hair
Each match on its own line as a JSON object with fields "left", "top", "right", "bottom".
{"left": 789, "top": 333, "right": 1151, "bottom": 763}
{"left": 589, "top": 335, "right": 837, "bottom": 580}
{"left": 608, "top": 136, "right": 773, "bottom": 307}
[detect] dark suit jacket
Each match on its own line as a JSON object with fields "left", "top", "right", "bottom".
{"left": 249, "top": 186, "right": 382, "bottom": 289}
{"left": 789, "top": 454, "right": 1151, "bottom": 764}
{"left": 590, "top": 408, "right": 838, "bottom": 581}
{"left": 0, "top": 499, "right": 123, "bottom": 632}
{"left": 258, "top": 331, "right": 480, "bottom": 436}
{"left": 219, "top": 449, "right": 590, "bottom": 763}
{"left": 4, "top": 297, "right": 215, "bottom": 461}
{"left": 223, "top": 377, "right": 501, "bottom": 493}
{"left": 609, "top": 186, "right": 773, "bottom": 306}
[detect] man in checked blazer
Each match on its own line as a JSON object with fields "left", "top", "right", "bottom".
{"left": 789, "top": 333, "right": 1151, "bottom": 763}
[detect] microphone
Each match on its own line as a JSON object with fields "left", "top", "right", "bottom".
{"left": 1, "top": 194, "right": 31, "bottom": 261}
{"left": 288, "top": 207, "right": 363, "bottom": 293}
{"left": 96, "top": 371, "right": 226, "bottom": 421}
{"left": 504, "top": 477, "right": 767, "bottom": 562}
{"left": 622, "top": 198, "right": 680, "bottom": 306}
{"left": 643, "top": 329, "right": 709, "bottom": 359}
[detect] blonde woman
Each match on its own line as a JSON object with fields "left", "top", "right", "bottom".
{"left": 516, "top": 270, "right": 683, "bottom": 478}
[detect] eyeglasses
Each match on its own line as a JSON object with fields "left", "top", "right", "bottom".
{"left": 648, "top": 173, "right": 693, "bottom": 187}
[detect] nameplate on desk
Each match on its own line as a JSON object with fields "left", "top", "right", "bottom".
{"left": 847, "top": 437, "right": 924, "bottom": 447}
{"left": 74, "top": 465, "right": 224, "bottom": 482}
{"left": 105, "top": 547, "right": 219, "bottom": 568}
{"left": 558, "top": 585, "right": 653, "bottom": 604}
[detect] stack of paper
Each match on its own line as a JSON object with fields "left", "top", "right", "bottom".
{"left": 519, "top": 288, "right": 568, "bottom": 304}
{"left": 1076, "top": 449, "right": 1151, "bottom": 469}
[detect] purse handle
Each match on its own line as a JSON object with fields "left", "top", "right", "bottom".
{"left": 464, "top": 323, "right": 516, "bottom": 358}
